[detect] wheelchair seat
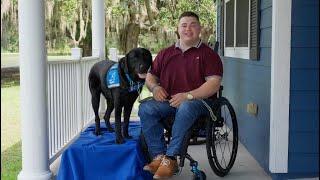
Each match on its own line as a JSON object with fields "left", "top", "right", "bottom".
{"left": 162, "top": 85, "right": 225, "bottom": 145}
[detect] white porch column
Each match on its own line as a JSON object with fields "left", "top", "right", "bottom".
{"left": 92, "top": 0, "right": 106, "bottom": 113}
{"left": 269, "top": 0, "right": 291, "bottom": 173}
{"left": 17, "top": 0, "right": 51, "bottom": 180}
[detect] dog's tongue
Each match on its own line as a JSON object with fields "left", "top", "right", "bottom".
{"left": 138, "top": 73, "right": 147, "bottom": 79}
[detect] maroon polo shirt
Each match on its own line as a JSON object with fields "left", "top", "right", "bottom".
{"left": 150, "top": 42, "right": 223, "bottom": 99}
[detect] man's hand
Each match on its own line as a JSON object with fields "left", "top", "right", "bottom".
{"left": 169, "top": 93, "right": 188, "bottom": 107}
{"left": 153, "top": 86, "right": 169, "bottom": 101}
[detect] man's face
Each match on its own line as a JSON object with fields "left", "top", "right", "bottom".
{"left": 178, "top": 16, "right": 201, "bottom": 44}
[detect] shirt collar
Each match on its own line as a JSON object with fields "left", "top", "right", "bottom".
{"left": 175, "top": 39, "right": 202, "bottom": 49}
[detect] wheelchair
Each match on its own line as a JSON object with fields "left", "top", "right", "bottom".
{"left": 139, "top": 85, "right": 239, "bottom": 180}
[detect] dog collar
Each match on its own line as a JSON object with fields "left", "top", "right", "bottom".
{"left": 125, "top": 73, "right": 144, "bottom": 92}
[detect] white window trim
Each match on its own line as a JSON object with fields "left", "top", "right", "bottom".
{"left": 224, "top": 0, "right": 250, "bottom": 59}
{"left": 269, "top": 0, "right": 291, "bottom": 173}
{"left": 224, "top": 47, "right": 249, "bottom": 59}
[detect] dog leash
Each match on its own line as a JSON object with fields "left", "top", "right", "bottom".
{"left": 200, "top": 99, "right": 217, "bottom": 122}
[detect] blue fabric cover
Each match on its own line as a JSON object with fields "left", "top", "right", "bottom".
{"left": 106, "top": 63, "right": 120, "bottom": 88}
{"left": 57, "top": 121, "right": 152, "bottom": 180}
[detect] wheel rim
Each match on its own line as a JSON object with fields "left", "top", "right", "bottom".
{"left": 213, "top": 101, "right": 238, "bottom": 171}
{"left": 206, "top": 98, "right": 238, "bottom": 176}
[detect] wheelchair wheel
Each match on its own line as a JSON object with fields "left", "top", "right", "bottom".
{"left": 206, "top": 97, "right": 238, "bottom": 177}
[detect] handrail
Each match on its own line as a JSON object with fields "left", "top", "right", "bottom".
{"left": 47, "top": 56, "right": 99, "bottom": 162}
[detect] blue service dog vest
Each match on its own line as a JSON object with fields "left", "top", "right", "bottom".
{"left": 105, "top": 63, "right": 144, "bottom": 92}
{"left": 106, "top": 63, "right": 120, "bottom": 88}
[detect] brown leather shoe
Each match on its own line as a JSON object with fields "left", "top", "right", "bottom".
{"left": 153, "top": 156, "right": 178, "bottom": 179}
{"left": 143, "top": 154, "right": 164, "bottom": 174}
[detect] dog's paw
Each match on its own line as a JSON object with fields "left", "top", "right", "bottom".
{"left": 123, "top": 132, "right": 132, "bottom": 139}
{"left": 94, "top": 130, "right": 102, "bottom": 136}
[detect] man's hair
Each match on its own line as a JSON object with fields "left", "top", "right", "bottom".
{"left": 178, "top": 11, "right": 200, "bottom": 22}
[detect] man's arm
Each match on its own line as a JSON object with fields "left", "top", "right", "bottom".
{"left": 169, "top": 76, "right": 221, "bottom": 107}
{"left": 145, "top": 72, "right": 159, "bottom": 92}
{"left": 189, "top": 75, "right": 222, "bottom": 99}
{"left": 146, "top": 73, "right": 169, "bottom": 101}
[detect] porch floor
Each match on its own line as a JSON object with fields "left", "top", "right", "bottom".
{"left": 50, "top": 133, "right": 271, "bottom": 180}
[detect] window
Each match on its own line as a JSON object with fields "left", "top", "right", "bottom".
{"left": 224, "top": 0, "right": 250, "bottom": 59}
{"left": 225, "top": 0, "right": 234, "bottom": 47}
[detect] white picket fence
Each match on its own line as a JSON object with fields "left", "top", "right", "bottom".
{"left": 47, "top": 56, "right": 99, "bottom": 163}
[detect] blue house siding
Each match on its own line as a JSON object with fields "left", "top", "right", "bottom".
{"left": 217, "top": 0, "right": 319, "bottom": 178}
{"left": 288, "top": 0, "right": 319, "bottom": 176}
{"left": 217, "top": 0, "right": 272, "bottom": 171}
{"left": 222, "top": 60, "right": 271, "bottom": 169}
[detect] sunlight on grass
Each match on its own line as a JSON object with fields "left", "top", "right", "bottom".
{"left": 1, "top": 141, "right": 22, "bottom": 180}
{"left": 1, "top": 85, "right": 21, "bottom": 152}
{"left": 1, "top": 84, "right": 22, "bottom": 179}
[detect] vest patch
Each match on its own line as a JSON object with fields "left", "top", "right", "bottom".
{"left": 106, "top": 63, "right": 120, "bottom": 88}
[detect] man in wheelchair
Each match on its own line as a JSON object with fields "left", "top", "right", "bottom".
{"left": 138, "top": 11, "right": 223, "bottom": 179}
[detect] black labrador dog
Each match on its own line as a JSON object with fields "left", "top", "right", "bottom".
{"left": 89, "top": 48, "right": 152, "bottom": 144}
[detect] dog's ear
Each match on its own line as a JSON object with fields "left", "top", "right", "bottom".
{"left": 118, "top": 57, "right": 129, "bottom": 88}
{"left": 119, "top": 57, "right": 126, "bottom": 70}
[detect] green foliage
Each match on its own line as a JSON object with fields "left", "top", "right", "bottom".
{"left": 142, "top": 0, "right": 216, "bottom": 53}
{"left": 4, "top": 31, "right": 19, "bottom": 52}
{"left": 110, "top": 4, "right": 127, "bottom": 17}
{"left": 158, "top": 0, "right": 216, "bottom": 31}
{"left": 158, "top": 7, "right": 175, "bottom": 30}
{"left": 11, "top": 0, "right": 18, "bottom": 6}
{"left": 59, "top": 0, "right": 79, "bottom": 23}
{"left": 106, "top": 32, "right": 120, "bottom": 52}
{"left": 1, "top": 0, "right": 216, "bottom": 55}
{"left": 138, "top": 32, "right": 175, "bottom": 53}
{"left": 1, "top": 0, "right": 19, "bottom": 53}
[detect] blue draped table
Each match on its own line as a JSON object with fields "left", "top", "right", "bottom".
{"left": 57, "top": 121, "right": 153, "bottom": 180}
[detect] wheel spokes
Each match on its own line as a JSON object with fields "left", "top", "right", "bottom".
{"left": 213, "top": 104, "right": 235, "bottom": 169}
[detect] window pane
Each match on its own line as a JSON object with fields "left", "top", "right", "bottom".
{"left": 236, "top": 0, "right": 249, "bottom": 47}
{"left": 225, "top": 0, "right": 234, "bottom": 47}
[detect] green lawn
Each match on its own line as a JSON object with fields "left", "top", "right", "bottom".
{"left": 1, "top": 85, "right": 21, "bottom": 151}
{"left": 1, "top": 85, "right": 22, "bottom": 179}
{"left": 1, "top": 141, "right": 22, "bottom": 180}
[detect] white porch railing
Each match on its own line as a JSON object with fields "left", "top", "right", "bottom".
{"left": 45, "top": 52, "right": 155, "bottom": 166}
{"left": 47, "top": 56, "right": 99, "bottom": 164}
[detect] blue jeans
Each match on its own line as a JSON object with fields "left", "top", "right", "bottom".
{"left": 138, "top": 99, "right": 214, "bottom": 158}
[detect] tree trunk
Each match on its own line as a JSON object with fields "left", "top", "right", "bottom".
{"left": 119, "top": 22, "right": 140, "bottom": 54}
{"left": 119, "top": 1, "right": 141, "bottom": 54}
{"left": 144, "top": 0, "right": 154, "bottom": 25}
{"left": 200, "top": 26, "right": 213, "bottom": 44}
